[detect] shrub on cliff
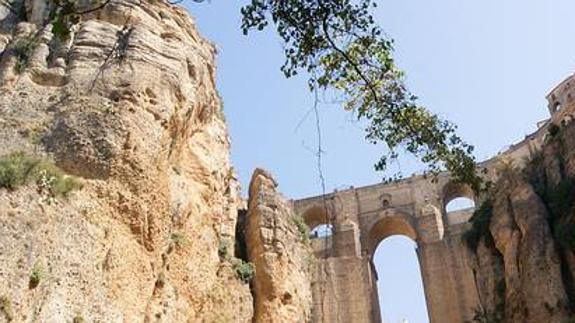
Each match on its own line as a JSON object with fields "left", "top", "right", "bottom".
{"left": 463, "top": 198, "right": 493, "bottom": 251}
{"left": 11, "top": 34, "right": 38, "bottom": 74}
{"left": 28, "top": 261, "right": 43, "bottom": 289}
{"left": 292, "top": 215, "right": 310, "bottom": 245}
{"left": 0, "top": 152, "right": 38, "bottom": 190}
{"left": 233, "top": 260, "right": 255, "bottom": 284}
{"left": 0, "top": 152, "right": 82, "bottom": 197}
{"left": 170, "top": 232, "right": 188, "bottom": 248}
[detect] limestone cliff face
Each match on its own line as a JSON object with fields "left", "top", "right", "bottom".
{"left": 490, "top": 175, "right": 568, "bottom": 322}
{"left": 468, "top": 122, "right": 575, "bottom": 323}
{"left": 244, "top": 169, "right": 313, "bottom": 323}
{"left": 0, "top": 0, "right": 255, "bottom": 321}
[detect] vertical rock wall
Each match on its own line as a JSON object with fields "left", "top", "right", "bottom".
{"left": 467, "top": 121, "right": 575, "bottom": 323}
{"left": 491, "top": 175, "right": 568, "bottom": 322}
{"left": 244, "top": 168, "right": 313, "bottom": 322}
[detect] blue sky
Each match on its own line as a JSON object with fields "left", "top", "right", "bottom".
{"left": 189, "top": 1, "right": 575, "bottom": 322}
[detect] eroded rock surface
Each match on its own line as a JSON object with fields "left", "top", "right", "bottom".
{"left": 490, "top": 175, "right": 569, "bottom": 323}
{"left": 245, "top": 168, "right": 313, "bottom": 323}
{"left": 0, "top": 0, "right": 253, "bottom": 321}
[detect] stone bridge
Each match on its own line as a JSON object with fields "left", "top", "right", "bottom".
{"left": 292, "top": 73, "right": 575, "bottom": 322}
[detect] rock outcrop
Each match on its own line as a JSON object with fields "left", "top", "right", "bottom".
{"left": 491, "top": 175, "right": 568, "bottom": 322}
{"left": 244, "top": 168, "right": 313, "bottom": 323}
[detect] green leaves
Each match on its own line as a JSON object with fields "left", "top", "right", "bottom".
{"left": 463, "top": 198, "right": 494, "bottom": 251}
{"left": 48, "top": 0, "right": 111, "bottom": 41}
{"left": 240, "top": 0, "right": 482, "bottom": 190}
{"left": 0, "top": 152, "right": 82, "bottom": 197}
{"left": 11, "top": 33, "right": 39, "bottom": 74}
{"left": 49, "top": 0, "right": 80, "bottom": 40}
{"left": 233, "top": 260, "right": 256, "bottom": 283}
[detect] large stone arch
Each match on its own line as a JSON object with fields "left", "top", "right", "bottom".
{"left": 363, "top": 208, "right": 423, "bottom": 323}
{"left": 365, "top": 208, "right": 418, "bottom": 257}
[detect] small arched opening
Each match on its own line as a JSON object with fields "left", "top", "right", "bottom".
{"left": 442, "top": 181, "right": 476, "bottom": 225}
{"left": 301, "top": 205, "right": 335, "bottom": 240}
{"left": 368, "top": 214, "right": 429, "bottom": 323}
{"left": 446, "top": 197, "right": 475, "bottom": 212}
{"left": 301, "top": 205, "right": 335, "bottom": 257}
{"left": 301, "top": 205, "right": 329, "bottom": 230}
{"left": 554, "top": 102, "right": 562, "bottom": 113}
{"left": 309, "top": 223, "right": 334, "bottom": 239}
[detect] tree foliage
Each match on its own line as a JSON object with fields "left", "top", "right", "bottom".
{"left": 241, "top": 0, "right": 482, "bottom": 191}
{"left": 463, "top": 198, "right": 494, "bottom": 251}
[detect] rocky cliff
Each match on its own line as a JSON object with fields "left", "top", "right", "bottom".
{"left": 243, "top": 169, "right": 313, "bottom": 322}
{"left": 0, "top": 1, "right": 312, "bottom": 322}
{"left": 467, "top": 121, "right": 575, "bottom": 323}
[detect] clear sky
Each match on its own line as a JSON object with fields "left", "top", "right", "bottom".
{"left": 188, "top": 1, "right": 575, "bottom": 322}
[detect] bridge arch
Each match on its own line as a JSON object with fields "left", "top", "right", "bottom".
{"left": 301, "top": 205, "right": 330, "bottom": 230}
{"left": 366, "top": 209, "right": 427, "bottom": 323}
{"left": 441, "top": 181, "right": 476, "bottom": 208}
{"left": 441, "top": 180, "right": 477, "bottom": 226}
{"left": 365, "top": 209, "right": 418, "bottom": 257}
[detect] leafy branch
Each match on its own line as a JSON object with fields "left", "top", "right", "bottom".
{"left": 240, "top": 0, "right": 483, "bottom": 191}
{"left": 49, "top": 0, "right": 113, "bottom": 40}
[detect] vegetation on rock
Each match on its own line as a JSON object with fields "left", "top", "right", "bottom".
{"left": 524, "top": 126, "right": 575, "bottom": 250}
{"left": 29, "top": 261, "right": 43, "bottom": 289}
{"left": 0, "top": 296, "right": 13, "bottom": 322}
{"left": 218, "top": 240, "right": 229, "bottom": 259}
{"left": 170, "top": 232, "right": 188, "bottom": 247}
{"left": 292, "top": 215, "right": 310, "bottom": 245}
{"left": 463, "top": 198, "right": 494, "bottom": 251}
{"left": 0, "top": 152, "right": 82, "bottom": 197}
{"left": 11, "top": 34, "right": 38, "bottom": 74}
{"left": 463, "top": 122, "right": 575, "bottom": 322}
{"left": 233, "top": 260, "right": 256, "bottom": 284}
{"left": 465, "top": 124, "right": 575, "bottom": 252}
